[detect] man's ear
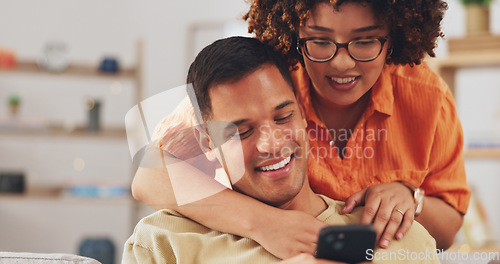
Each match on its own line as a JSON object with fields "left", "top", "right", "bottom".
{"left": 295, "top": 94, "right": 308, "bottom": 128}
{"left": 193, "top": 125, "right": 218, "bottom": 162}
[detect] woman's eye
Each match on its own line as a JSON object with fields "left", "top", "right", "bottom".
{"left": 352, "top": 39, "right": 376, "bottom": 46}
{"left": 276, "top": 112, "right": 293, "bottom": 124}
{"left": 311, "top": 40, "right": 332, "bottom": 46}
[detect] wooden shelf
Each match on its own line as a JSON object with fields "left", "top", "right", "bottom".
{"left": 427, "top": 34, "right": 500, "bottom": 95}
{"left": 0, "top": 126, "right": 127, "bottom": 139}
{"left": 448, "top": 34, "right": 500, "bottom": 55}
{"left": 464, "top": 148, "right": 500, "bottom": 159}
{"left": 435, "top": 52, "right": 500, "bottom": 70}
{"left": 0, "top": 60, "right": 138, "bottom": 79}
{"left": 0, "top": 186, "right": 134, "bottom": 205}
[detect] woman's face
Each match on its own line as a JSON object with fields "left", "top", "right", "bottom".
{"left": 298, "top": 2, "right": 390, "bottom": 107}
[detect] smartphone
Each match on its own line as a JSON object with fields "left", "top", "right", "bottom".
{"left": 315, "top": 225, "right": 376, "bottom": 263}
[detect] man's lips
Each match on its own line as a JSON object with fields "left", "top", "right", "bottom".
{"left": 256, "top": 155, "right": 292, "bottom": 172}
{"left": 255, "top": 153, "right": 294, "bottom": 172}
{"left": 254, "top": 154, "right": 295, "bottom": 180}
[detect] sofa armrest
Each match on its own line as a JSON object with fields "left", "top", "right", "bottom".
{"left": 0, "top": 252, "right": 101, "bottom": 264}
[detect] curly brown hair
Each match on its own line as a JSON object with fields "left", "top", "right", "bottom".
{"left": 244, "top": 0, "right": 448, "bottom": 67}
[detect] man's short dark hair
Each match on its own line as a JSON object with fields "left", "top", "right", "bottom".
{"left": 187, "top": 36, "right": 294, "bottom": 123}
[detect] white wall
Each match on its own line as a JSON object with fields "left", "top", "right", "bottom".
{"left": 140, "top": 0, "right": 250, "bottom": 98}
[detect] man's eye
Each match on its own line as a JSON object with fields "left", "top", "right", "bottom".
{"left": 229, "top": 128, "right": 253, "bottom": 140}
{"left": 276, "top": 112, "right": 293, "bottom": 124}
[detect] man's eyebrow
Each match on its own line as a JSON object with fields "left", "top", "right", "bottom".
{"left": 229, "top": 119, "right": 249, "bottom": 127}
{"left": 222, "top": 100, "right": 294, "bottom": 130}
{"left": 275, "top": 100, "right": 295, "bottom": 111}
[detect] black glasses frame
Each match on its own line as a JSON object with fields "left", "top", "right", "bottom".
{"left": 297, "top": 36, "right": 388, "bottom": 63}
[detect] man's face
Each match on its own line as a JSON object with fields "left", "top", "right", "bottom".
{"left": 206, "top": 64, "right": 309, "bottom": 207}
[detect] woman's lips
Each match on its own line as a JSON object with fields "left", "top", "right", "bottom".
{"left": 326, "top": 76, "right": 360, "bottom": 92}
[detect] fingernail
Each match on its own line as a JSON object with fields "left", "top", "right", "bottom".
{"left": 380, "top": 239, "right": 389, "bottom": 248}
{"left": 396, "top": 233, "right": 403, "bottom": 240}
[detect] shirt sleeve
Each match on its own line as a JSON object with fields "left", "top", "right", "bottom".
{"left": 123, "top": 236, "right": 167, "bottom": 264}
{"left": 122, "top": 220, "right": 177, "bottom": 264}
{"left": 420, "top": 87, "right": 471, "bottom": 214}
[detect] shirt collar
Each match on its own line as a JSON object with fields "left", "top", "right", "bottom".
{"left": 369, "top": 64, "right": 394, "bottom": 116}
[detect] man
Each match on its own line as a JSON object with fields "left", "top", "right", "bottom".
{"left": 123, "top": 37, "right": 438, "bottom": 264}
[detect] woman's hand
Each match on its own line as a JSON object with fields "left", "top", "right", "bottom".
{"left": 280, "top": 253, "right": 375, "bottom": 264}
{"left": 342, "top": 182, "right": 416, "bottom": 249}
{"left": 253, "top": 210, "right": 328, "bottom": 259}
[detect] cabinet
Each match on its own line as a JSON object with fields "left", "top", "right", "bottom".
{"left": 0, "top": 42, "right": 143, "bottom": 263}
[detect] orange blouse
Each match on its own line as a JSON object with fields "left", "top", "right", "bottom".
{"left": 293, "top": 62, "right": 470, "bottom": 214}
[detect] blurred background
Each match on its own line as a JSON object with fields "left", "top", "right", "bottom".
{"left": 0, "top": 0, "right": 499, "bottom": 263}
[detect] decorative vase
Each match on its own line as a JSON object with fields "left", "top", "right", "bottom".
{"left": 466, "top": 4, "right": 490, "bottom": 35}
{"left": 9, "top": 104, "right": 19, "bottom": 116}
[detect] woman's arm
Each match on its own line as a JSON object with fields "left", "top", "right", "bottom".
{"left": 415, "top": 196, "right": 463, "bottom": 250}
{"left": 132, "top": 163, "right": 326, "bottom": 259}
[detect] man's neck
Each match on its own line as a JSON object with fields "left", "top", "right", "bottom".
{"left": 278, "top": 177, "right": 327, "bottom": 217}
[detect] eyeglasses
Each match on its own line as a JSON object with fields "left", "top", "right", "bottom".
{"left": 297, "top": 36, "right": 388, "bottom": 62}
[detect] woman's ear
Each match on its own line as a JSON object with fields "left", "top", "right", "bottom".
{"left": 387, "top": 46, "right": 393, "bottom": 57}
{"left": 193, "top": 125, "right": 218, "bottom": 162}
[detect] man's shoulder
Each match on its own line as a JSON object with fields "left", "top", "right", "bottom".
{"left": 373, "top": 221, "right": 438, "bottom": 263}
{"left": 399, "top": 220, "right": 436, "bottom": 248}
{"left": 317, "top": 195, "right": 364, "bottom": 225}
{"left": 124, "top": 210, "right": 197, "bottom": 264}
{"left": 136, "top": 209, "right": 211, "bottom": 235}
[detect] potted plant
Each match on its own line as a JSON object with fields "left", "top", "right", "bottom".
{"left": 8, "top": 95, "right": 20, "bottom": 116}
{"left": 461, "top": 0, "right": 494, "bottom": 35}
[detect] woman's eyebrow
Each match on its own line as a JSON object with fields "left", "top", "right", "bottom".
{"left": 306, "top": 25, "right": 334, "bottom": 32}
{"left": 352, "top": 25, "right": 384, "bottom": 33}
{"left": 306, "top": 24, "right": 384, "bottom": 34}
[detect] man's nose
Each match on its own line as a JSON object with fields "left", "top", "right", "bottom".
{"left": 256, "top": 124, "right": 286, "bottom": 155}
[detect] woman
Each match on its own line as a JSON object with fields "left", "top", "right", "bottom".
{"left": 132, "top": 0, "right": 470, "bottom": 258}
